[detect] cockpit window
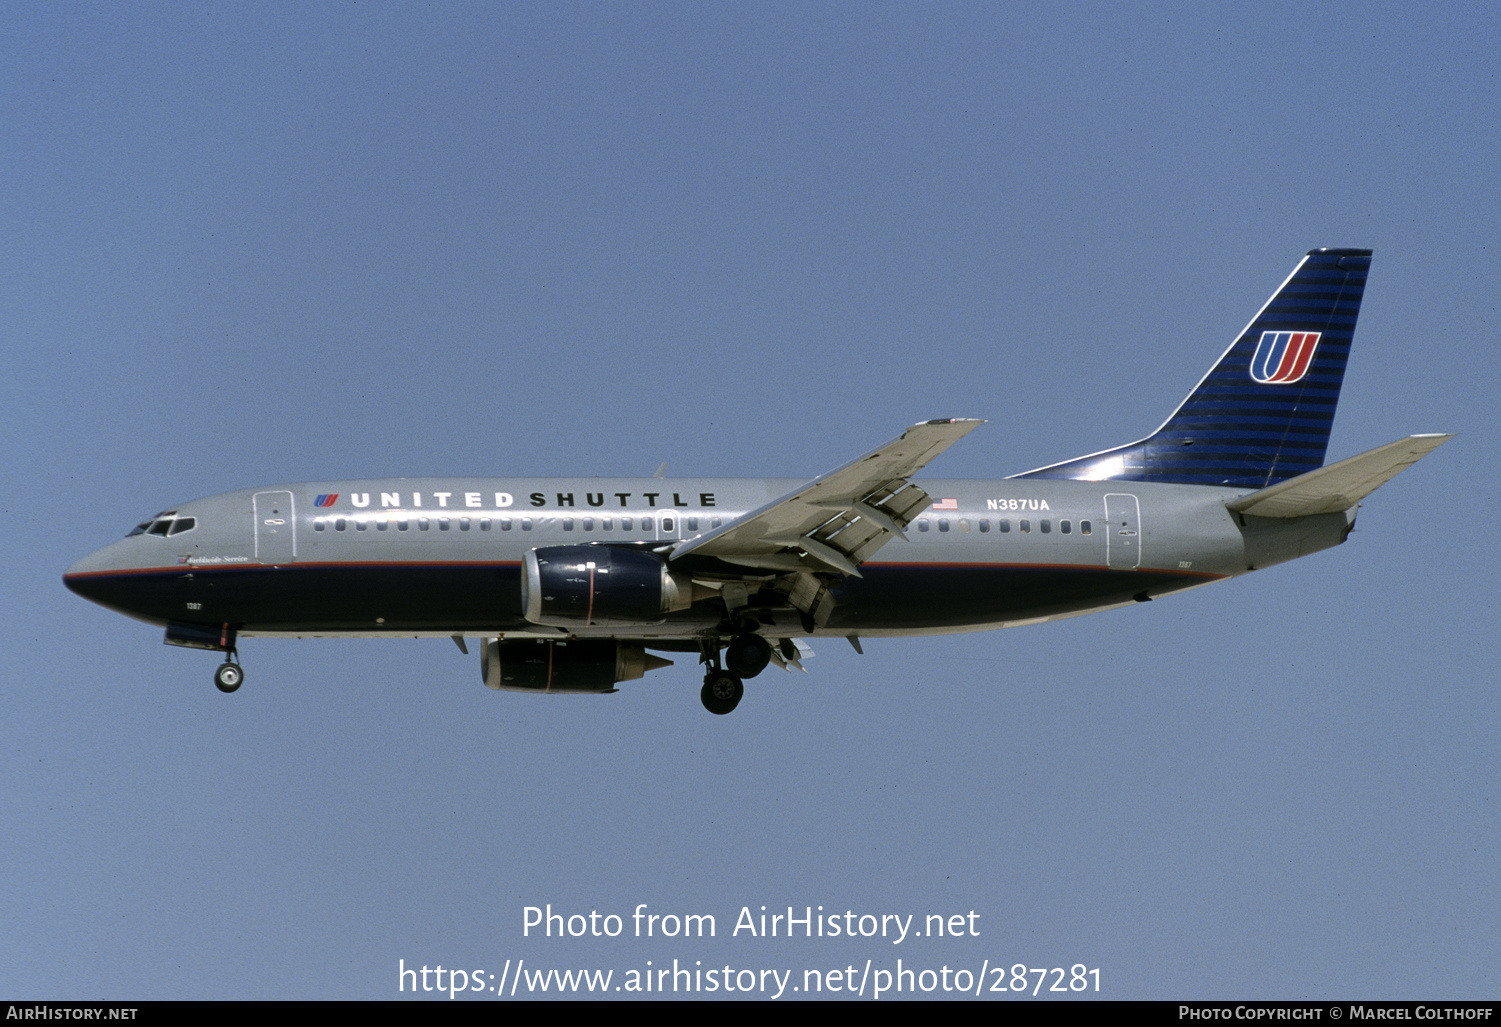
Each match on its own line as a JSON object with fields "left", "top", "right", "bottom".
{"left": 128, "top": 511, "right": 196, "bottom": 538}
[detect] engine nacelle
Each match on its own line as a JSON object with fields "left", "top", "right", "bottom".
{"left": 522, "top": 545, "right": 695, "bottom": 627}
{"left": 481, "top": 638, "right": 671, "bottom": 693}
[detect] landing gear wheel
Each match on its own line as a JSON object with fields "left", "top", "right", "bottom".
{"left": 214, "top": 662, "right": 243, "bottom": 693}
{"left": 700, "top": 672, "right": 743, "bottom": 715}
{"left": 724, "top": 633, "right": 772, "bottom": 679}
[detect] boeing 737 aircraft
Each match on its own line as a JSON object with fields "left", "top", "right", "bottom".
{"left": 65, "top": 249, "right": 1449, "bottom": 713}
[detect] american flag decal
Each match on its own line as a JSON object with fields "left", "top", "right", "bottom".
{"left": 931, "top": 498, "right": 958, "bottom": 510}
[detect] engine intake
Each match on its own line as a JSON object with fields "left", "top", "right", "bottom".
{"left": 481, "top": 638, "right": 671, "bottom": 693}
{"left": 522, "top": 545, "right": 696, "bottom": 627}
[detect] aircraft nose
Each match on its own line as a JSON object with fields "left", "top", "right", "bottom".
{"left": 64, "top": 548, "right": 111, "bottom": 600}
{"left": 63, "top": 540, "right": 141, "bottom": 606}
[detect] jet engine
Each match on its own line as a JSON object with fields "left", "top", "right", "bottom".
{"left": 480, "top": 638, "right": 671, "bottom": 693}
{"left": 521, "top": 545, "right": 699, "bottom": 627}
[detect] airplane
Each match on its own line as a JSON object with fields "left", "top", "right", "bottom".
{"left": 64, "top": 248, "right": 1450, "bottom": 714}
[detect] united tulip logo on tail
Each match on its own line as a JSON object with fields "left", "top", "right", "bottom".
{"left": 1250, "top": 331, "right": 1320, "bottom": 384}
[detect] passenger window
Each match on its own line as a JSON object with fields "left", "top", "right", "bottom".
{"left": 355, "top": 519, "right": 367, "bottom": 532}
{"left": 602, "top": 517, "right": 613, "bottom": 530}
{"left": 522, "top": 518, "right": 533, "bottom": 531}
{"left": 1040, "top": 519, "right": 1051, "bottom": 534}
{"left": 1019, "top": 520, "right": 1030, "bottom": 533}
{"left": 662, "top": 517, "right": 675, "bottom": 533}
{"left": 978, "top": 519, "right": 990, "bottom": 533}
{"left": 938, "top": 519, "right": 949, "bottom": 532}
{"left": 687, "top": 517, "right": 699, "bottom": 532}
{"left": 418, "top": 518, "right": 429, "bottom": 531}
{"left": 918, "top": 520, "right": 930, "bottom": 532}
{"left": 582, "top": 518, "right": 593, "bottom": 531}
{"left": 398, "top": 519, "right": 409, "bottom": 531}
{"left": 999, "top": 519, "right": 1010, "bottom": 533}
{"left": 439, "top": 518, "right": 450, "bottom": 531}
{"left": 1060, "top": 520, "right": 1071, "bottom": 534}
{"left": 622, "top": 517, "right": 633, "bottom": 531}
{"left": 1081, "top": 520, "right": 1092, "bottom": 535}
{"left": 314, "top": 519, "right": 325, "bottom": 532}
{"left": 562, "top": 518, "right": 574, "bottom": 531}
{"left": 711, "top": 517, "right": 722, "bottom": 528}
{"left": 459, "top": 518, "right": 470, "bottom": 531}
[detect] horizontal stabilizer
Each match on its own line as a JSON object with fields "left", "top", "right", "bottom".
{"left": 1226, "top": 434, "right": 1453, "bottom": 518}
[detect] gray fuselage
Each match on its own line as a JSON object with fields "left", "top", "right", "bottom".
{"left": 63, "top": 474, "right": 1352, "bottom": 642}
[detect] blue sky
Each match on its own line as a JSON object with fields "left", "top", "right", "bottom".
{"left": 4, "top": 2, "right": 1497, "bottom": 1000}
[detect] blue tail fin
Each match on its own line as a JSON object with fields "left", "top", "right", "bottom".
{"left": 1014, "top": 248, "right": 1371, "bottom": 488}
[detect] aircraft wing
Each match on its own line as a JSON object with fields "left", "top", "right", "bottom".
{"left": 1226, "top": 434, "right": 1453, "bottom": 518}
{"left": 668, "top": 419, "right": 983, "bottom": 579}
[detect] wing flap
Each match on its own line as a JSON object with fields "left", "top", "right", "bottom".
{"left": 1226, "top": 434, "right": 1453, "bottom": 518}
{"left": 670, "top": 419, "right": 982, "bottom": 574}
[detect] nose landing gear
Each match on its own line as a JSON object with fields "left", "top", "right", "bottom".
{"left": 214, "top": 653, "right": 243, "bottom": 693}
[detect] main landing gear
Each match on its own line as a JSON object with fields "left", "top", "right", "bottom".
{"left": 214, "top": 652, "right": 244, "bottom": 694}
{"left": 700, "top": 672, "right": 743, "bottom": 715}
{"left": 699, "top": 633, "right": 773, "bottom": 715}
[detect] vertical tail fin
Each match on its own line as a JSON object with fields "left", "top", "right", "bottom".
{"left": 1015, "top": 248, "right": 1372, "bottom": 488}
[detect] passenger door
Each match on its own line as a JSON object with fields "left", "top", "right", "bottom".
{"left": 1104, "top": 493, "right": 1141, "bottom": 570}
{"left": 253, "top": 491, "right": 297, "bottom": 564}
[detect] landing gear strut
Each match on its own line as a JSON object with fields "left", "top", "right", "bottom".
{"left": 214, "top": 652, "right": 243, "bottom": 693}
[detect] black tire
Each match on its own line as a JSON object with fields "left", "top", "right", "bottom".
{"left": 214, "top": 662, "right": 243, "bottom": 693}
{"left": 700, "top": 673, "right": 743, "bottom": 715}
{"left": 724, "top": 633, "right": 772, "bottom": 679}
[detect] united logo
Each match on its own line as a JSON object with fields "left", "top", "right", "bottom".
{"left": 1250, "top": 331, "right": 1320, "bottom": 384}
